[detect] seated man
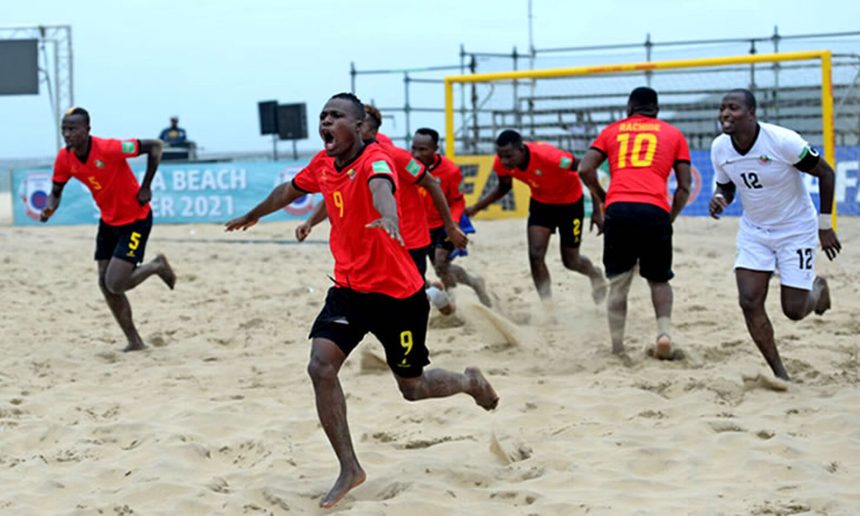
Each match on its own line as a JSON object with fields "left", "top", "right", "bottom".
{"left": 159, "top": 116, "right": 187, "bottom": 147}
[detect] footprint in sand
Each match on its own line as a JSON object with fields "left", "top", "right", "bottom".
{"left": 742, "top": 372, "right": 789, "bottom": 392}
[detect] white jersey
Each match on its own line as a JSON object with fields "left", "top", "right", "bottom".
{"left": 711, "top": 122, "right": 817, "bottom": 229}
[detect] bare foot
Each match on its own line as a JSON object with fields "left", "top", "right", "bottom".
{"left": 123, "top": 341, "right": 147, "bottom": 352}
{"left": 473, "top": 276, "right": 493, "bottom": 308}
{"left": 813, "top": 276, "right": 830, "bottom": 315}
{"left": 319, "top": 468, "right": 366, "bottom": 509}
{"left": 653, "top": 333, "right": 674, "bottom": 360}
{"left": 155, "top": 254, "right": 176, "bottom": 290}
{"left": 465, "top": 367, "right": 499, "bottom": 411}
{"left": 591, "top": 271, "right": 608, "bottom": 304}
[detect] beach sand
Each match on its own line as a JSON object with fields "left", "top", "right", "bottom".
{"left": 0, "top": 216, "right": 858, "bottom": 515}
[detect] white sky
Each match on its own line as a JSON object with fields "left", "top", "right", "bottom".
{"left": 2, "top": 0, "right": 858, "bottom": 160}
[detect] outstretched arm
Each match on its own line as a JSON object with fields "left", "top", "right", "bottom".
{"left": 136, "top": 139, "right": 164, "bottom": 205}
{"left": 417, "top": 174, "right": 467, "bottom": 249}
{"left": 578, "top": 149, "right": 607, "bottom": 233}
{"left": 40, "top": 181, "right": 67, "bottom": 222}
{"left": 226, "top": 181, "right": 306, "bottom": 231}
{"left": 802, "top": 159, "right": 841, "bottom": 260}
{"left": 296, "top": 201, "right": 329, "bottom": 241}
{"left": 465, "top": 175, "right": 512, "bottom": 216}
{"left": 670, "top": 162, "right": 692, "bottom": 223}
{"left": 367, "top": 176, "right": 404, "bottom": 246}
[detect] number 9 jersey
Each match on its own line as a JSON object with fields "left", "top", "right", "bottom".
{"left": 591, "top": 114, "right": 691, "bottom": 213}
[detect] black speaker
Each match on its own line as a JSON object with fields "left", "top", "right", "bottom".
{"left": 258, "top": 100, "right": 278, "bottom": 135}
{"left": 277, "top": 103, "right": 307, "bottom": 140}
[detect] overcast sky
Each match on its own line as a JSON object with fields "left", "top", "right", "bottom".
{"left": 2, "top": 0, "right": 857, "bottom": 160}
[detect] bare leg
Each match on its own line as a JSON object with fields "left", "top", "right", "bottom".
{"left": 98, "top": 260, "right": 144, "bottom": 351}
{"left": 780, "top": 277, "right": 829, "bottom": 320}
{"left": 561, "top": 246, "right": 607, "bottom": 304}
{"left": 105, "top": 254, "right": 176, "bottom": 293}
{"left": 736, "top": 268, "right": 790, "bottom": 381}
{"left": 307, "top": 338, "right": 366, "bottom": 508}
{"left": 395, "top": 367, "right": 498, "bottom": 410}
{"left": 607, "top": 270, "right": 634, "bottom": 354}
{"left": 648, "top": 280, "right": 673, "bottom": 359}
{"left": 433, "top": 249, "right": 491, "bottom": 307}
{"left": 527, "top": 226, "right": 552, "bottom": 300}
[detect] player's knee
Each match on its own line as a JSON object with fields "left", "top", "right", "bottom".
{"left": 397, "top": 381, "right": 421, "bottom": 402}
{"left": 103, "top": 276, "right": 126, "bottom": 295}
{"left": 307, "top": 356, "right": 338, "bottom": 385}
{"left": 782, "top": 303, "right": 806, "bottom": 321}
{"left": 737, "top": 293, "right": 763, "bottom": 313}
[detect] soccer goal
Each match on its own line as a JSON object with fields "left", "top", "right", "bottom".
{"left": 444, "top": 50, "right": 842, "bottom": 223}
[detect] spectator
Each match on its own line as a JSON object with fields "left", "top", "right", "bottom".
{"left": 159, "top": 116, "right": 187, "bottom": 146}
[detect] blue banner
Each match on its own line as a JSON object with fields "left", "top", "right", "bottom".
{"left": 12, "top": 160, "right": 322, "bottom": 226}
{"left": 12, "top": 148, "right": 860, "bottom": 226}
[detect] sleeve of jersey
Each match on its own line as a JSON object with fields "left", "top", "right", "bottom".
{"left": 403, "top": 156, "right": 427, "bottom": 183}
{"left": 367, "top": 157, "right": 397, "bottom": 193}
{"left": 778, "top": 129, "right": 820, "bottom": 172}
{"left": 674, "top": 130, "right": 692, "bottom": 164}
{"left": 292, "top": 163, "right": 320, "bottom": 193}
{"left": 107, "top": 138, "right": 141, "bottom": 159}
{"left": 589, "top": 130, "right": 609, "bottom": 158}
{"left": 52, "top": 153, "right": 70, "bottom": 184}
{"left": 710, "top": 142, "right": 730, "bottom": 184}
{"left": 552, "top": 147, "right": 576, "bottom": 171}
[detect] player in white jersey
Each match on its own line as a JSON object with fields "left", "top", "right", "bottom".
{"left": 709, "top": 89, "right": 842, "bottom": 381}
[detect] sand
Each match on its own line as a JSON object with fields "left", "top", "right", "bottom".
{"left": 0, "top": 216, "right": 858, "bottom": 515}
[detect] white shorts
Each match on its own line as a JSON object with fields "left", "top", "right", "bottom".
{"left": 734, "top": 218, "right": 818, "bottom": 290}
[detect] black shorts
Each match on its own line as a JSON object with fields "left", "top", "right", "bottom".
{"left": 428, "top": 226, "right": 455, "bottom": 252}
{"left": 527, "top": 197, "right": 584, "bottom": 248}
{"left": 408, "top": 245, "right": 431, "bottom": 279}
{"left": 309, "top": 287, "right": 431, "bottom": 378}
{"left": 95, "top": 211, "right": 153, "bottom": 265}
{"left": 603, "top": 202, "right": 673, "bottom": 282}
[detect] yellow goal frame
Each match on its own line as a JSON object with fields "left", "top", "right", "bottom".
{"left": 444, "top": 50, "right": 836, "bottom": 226}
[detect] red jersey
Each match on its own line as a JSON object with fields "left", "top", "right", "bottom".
{"left": 493, "top": 142, "right": 582, "bottom": 204}
{"left": 375, "top": 133, "right": 395, "bottom": 147}
{"left": 53, "top": 136, "right": 148, "bottom": 225}
{"left": 420, "top": 154, "right": 465, "bottom": 229}
{"left": 293, "top": 146, "right": 424, "bottom": 299}
{"left": 590, "top": 114, "right": 691, "bottom": 212}
{"left": 376, "top": 135, "right": 430, "bottom": 249}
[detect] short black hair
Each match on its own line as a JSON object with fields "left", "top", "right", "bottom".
{"left": 726, "top": 88, "right": 757, "bottom": 110}
{"left": 415, "top": 127, "right": 439, "bottom": 145}
{"left": 64, "top": 106, "right": 90, "bottom": 125}
{"left": 496, "top": 129, "right": 522, "bottom": 148}
{"left": 329, "top": 92, "right": 365, "bottom": 120}
{"left": 628, "top": 87, "right": 658, "bottom": 109}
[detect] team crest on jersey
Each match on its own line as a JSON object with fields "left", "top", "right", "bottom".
{"left": 534, "top": 169, "right": 543, "bottom": 176}
{"left": 95, "top": 160, "right": 105, "bottom": 168}
{"left": 346, "top": 168, "right": 356, "bottom": 179}
{"left": 758, "top": 155, "right": 771, "bottom": 164}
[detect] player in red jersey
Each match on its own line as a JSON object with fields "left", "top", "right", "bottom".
{"left": 578, "top": 87, "right": 692, "bottom": 358}
{"left": 467, "top": 130, "right": 606, "bottom": 303}
{"left": 226, "top": 93, "right": 498, "bottom": 509}
{"left": 412, "top": 127, "right": 492, "bottom": 307}
{"left": 40, "top": 107, "right": 175, "bottom": 352}
{"left": 296, "top": 105, "right": 467, "bottom": 278}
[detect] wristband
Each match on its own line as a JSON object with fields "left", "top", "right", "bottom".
{"left": 819, "top": 214, "right": 832, "bottom": 230}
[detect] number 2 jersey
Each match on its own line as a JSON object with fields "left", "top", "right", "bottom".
{"left": 53, "top": 136, "right": 149, "bottom": 225}
{"left": 590, "top": 114, "right": 690, "bottom": 212}
{"left": 292, "top": 145, "right": 425, "bottom": 299}
{"left": 492, "top": 142, "right": 582, "bottom": 204}
{"left": 711, "top": 122, "right": 818, "bottom": 229}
